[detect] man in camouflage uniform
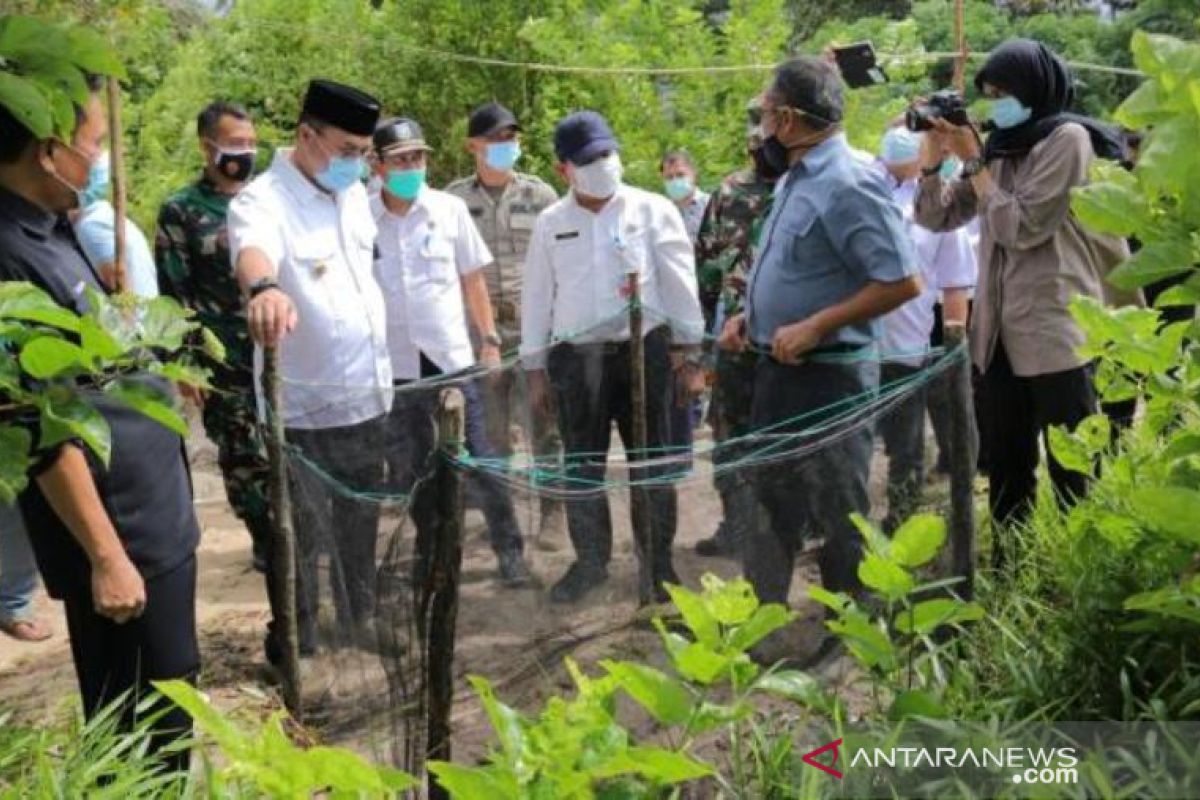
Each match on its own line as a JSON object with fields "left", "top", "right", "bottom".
{"left": 693, "top": 99, "right": 779, "bottom": 557}
{"left": 445, "top": 102, "right": 565, "bottom": 542}
{"left": 155, "top": 101, "right": 271, "bottom": 569}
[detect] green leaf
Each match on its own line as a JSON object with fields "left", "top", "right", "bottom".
{"left": 753, "top": 669, "right": 825, "bottom": 707}
{"left": 138, "top": 295, "right": 196, "bottom": 351}
{"left": 0, "top": 426, "right": 32, "bottom": 505}
{"left": 79, "top": 316, "right": 125, "bottom": 361}
{"left": 0, "top": 72, "right": 51, "bottom": 139}
{"left": 670, "top": 642, "right": 733, "bottom": 685}
{"left": 807, "top": 585, "right": 852, "bottom": 614}
{"left": 149, "top": 361, "right": 211, "bottom": 389}
{"left": 895, "top": 598, "right": 985, "bottom": 635}
{"left": 727, "top": 603, "right": 797, "bottom": 653}
{"left": 858, "top": 552, "right": 914, "bottom": 602}
{"left": 889, "top": 514, "right": 946, "bottom": 568}
{"left": 663, "top": 582, "right": 720, "bottom": 649}
{"left": 889, "top": 690, "right": 947, "bottom": 720}
{"left": 602, "top": 661, "right": 692, "bottom": 726}
{"left": 62, "top": 25, "right": 127, "bottom": 80}
{"left": 19, "top": 337, "right": 93, "bottom": 379}
{"left": 685, "top": 700, "right": 753, "bottom": 734}
{"left": 152, "top": 680, "right": 246, "bottom": 757}
{"left": 103, "top": 378, "right": 187, "bottom": 437}
{"left": 38, "top": 389, "right": 110, "bottom": 464}
{"left": 200, "top": 326, "right": 226, "bottom": 363}
{"left": 1107, "top": 236, "right": 1195, "bottom": 292}
{"left": 1164, "top": 432, "right": 1200, "bottom": 463}
{"left": 1127, "top": 487, "right": 1200, "bottom": 545}
{"left": 427, "top": 761, "right": 519, "bottom": 800}
{"left": 1048, "top": 425, "right": 1095, "bottom": 476}
{"left": 701, "top": 574, "right": 758, "bottom": 625}
{"left": 1071, "top": 165, "right": 1151, "bottom": 238}
{"left": 850, "top": 511, "right": 890, "bottom": 556}
{"left": 828, "top": 612, "right": 895, "bottom": 670}
{"left": 596, "top": 746, "right": 713, "bottom": 783}
{"left": 0, "top": 281, "right": 81, "bottom": 332}
{"left": 467, "top": 675, "right": 526, "bottom": 761}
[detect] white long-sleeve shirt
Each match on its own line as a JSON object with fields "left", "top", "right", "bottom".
{"left": 519, "top": 184, "right": 704, "bottom": 370}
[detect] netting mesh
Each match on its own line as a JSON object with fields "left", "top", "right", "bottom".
{"left": 259, "top": 302, "right": 970, "bottom": 779}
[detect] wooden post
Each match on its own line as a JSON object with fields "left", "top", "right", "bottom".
{"left": 626, "top": 271, "right": 655, "bottom": 606}
{"left": 105, "top": 78, "right": 127, "bottom": 293}
{"left": 262, "top": 348, "right": 302, "bottom": 716}
{"left": 944, "top": 324, "right": 976, "bottom": 600}
{"left": 425, "top": 388, "right": 466, "bottom": 800}
{"left": 952, "top": 0, "right": 968, "bottom": 95}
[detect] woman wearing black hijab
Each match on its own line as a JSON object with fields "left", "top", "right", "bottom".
{"left": 913, "top": 39, "right": 1131, "bottom": 566}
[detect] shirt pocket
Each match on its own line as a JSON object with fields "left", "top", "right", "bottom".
{"left": 783, "top": 205, "right": 841, "bottom": 278}
{"left": 288, "top": 235, "right": 338, "bottom": 284}
{"left": 418, "top": 234, "right": 459, "bottom": 286}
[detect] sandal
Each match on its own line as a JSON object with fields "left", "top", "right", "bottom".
{"left": 0, "top": 617, "right": 52, "bottom": 642}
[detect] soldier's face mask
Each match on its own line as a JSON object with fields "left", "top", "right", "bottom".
{"left": 206, "top": 139, "right": 257, "bottom": 183}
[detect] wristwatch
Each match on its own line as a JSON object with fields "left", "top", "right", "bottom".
{"left": 960, "top": 156, "right": 986, "bottom": 178}
{"left": 482, "top": 333, "right": 502, "bottom": 348}
{"left": 247, "top": 276, "right": 279, "bottom": 299}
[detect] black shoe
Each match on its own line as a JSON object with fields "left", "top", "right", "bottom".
{"left": 695, "top": 527, "right": 738, "bottom": 558}
{"left": 549, "top": 562, "right": 608, "bottom": 604}
{"left": 652, "top": 563, "right": 681, "bottom": 604}
{"left": 498, "top": 550, "right": 532, "bottom": 587}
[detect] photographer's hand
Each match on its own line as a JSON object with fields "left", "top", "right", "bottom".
{"left": 930, "top": 117, "right": 981, "bottom": 160}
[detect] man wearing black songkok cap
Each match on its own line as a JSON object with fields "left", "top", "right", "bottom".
{"left": 228, "top": 78, "right": 393, "bottom": 667}
{"left": 913, "top": 40, "right": 1133, "bottom": 566}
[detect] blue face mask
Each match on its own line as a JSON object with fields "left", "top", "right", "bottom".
{"left": 880, "top": 128, "right": 922, "bottom": 164}
{"left": 989, "top": 96, "right": 1033, "bottom": 129}
{"left": 80, "top": 152, "right": 111, "bottom": 207}
{"left": 316, "top": 155, "right": 365, "bottom": 193}
{"left": 385, "top": 167, "right": 426, "bottom": 201}
{"left": 939, "top": 156, "right": 962, "bottom": 180}
{"left": 485, "top": 140, "right": 521, "bottom": 171}
{"left": 663, "top": 176, "right": 694, "bottom": 202}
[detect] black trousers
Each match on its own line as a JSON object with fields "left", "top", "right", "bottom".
{"left": 388, "top": 354, "right": 522, "bottom": 557}
{"left": 747, "top": 357, "right": 876, "bottom": 605}
{"left": 879, "top": 361, "right": 927, "bottom": 532}
{"left": 982, "top": 343, "right": 1095, "bottom": 547}
{"left": 282, "top": 414, "right": 387, "bottom": 654}
{"left": 62, "top": 555, "right": 198, "bottom": 774}
{"left": 546, "top": 327, "right": 677, "bottom": 572}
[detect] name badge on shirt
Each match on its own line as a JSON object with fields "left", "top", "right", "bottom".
{"left": 554, "top": 230, "right": 580, "bottom": 241}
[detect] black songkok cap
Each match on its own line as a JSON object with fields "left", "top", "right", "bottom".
{"left": 467, "top": 102, "right": 520, "bottom": 138}
{"left": 301, "top": 79, "right": 381, "bottom": 136}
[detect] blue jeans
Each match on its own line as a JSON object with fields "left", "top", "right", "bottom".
{"left": 0, "top": 505, "right": 38, "bottom": 625}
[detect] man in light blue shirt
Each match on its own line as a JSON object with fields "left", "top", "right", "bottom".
{"left": 72, "top": 153, "right": 159, "bottom": 298}
{"left": 720, "top": 56, "right": 921, "bottom": 666}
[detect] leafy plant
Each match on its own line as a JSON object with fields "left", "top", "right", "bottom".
{"left": 429, "top": 574, "right": 827, "bottom": 799}
{"left": 808, "top": 513, "right": 984, "bottom": 721}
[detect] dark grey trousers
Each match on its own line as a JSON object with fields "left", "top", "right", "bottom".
{"left": 878, "top": 361, "right": 927, "bottom": 532}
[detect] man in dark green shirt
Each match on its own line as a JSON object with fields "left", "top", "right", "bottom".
{"left": 155, "top": 101, "right": 270, "bottom": 570}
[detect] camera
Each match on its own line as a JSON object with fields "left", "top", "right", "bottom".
{"left": 905, "top": 90, "right": 970, "bottom": 132}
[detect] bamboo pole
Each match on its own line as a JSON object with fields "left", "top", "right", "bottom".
{"left": 953, "top": 0, "right": 968, "bottom": 95}
{"left": 425, "top": 388, "right": 466, "bottom": 800}
{"left": 944, "top": 323, "right": 976, "bottom": 600}
{"left": 262, "top": 348, "right": 302, "bottom": 716}
{"left": 626, "top": 271, "right": 654, "bottom": 606}
{"left": 105, "top": 78, "right": 126, "bottom": 293}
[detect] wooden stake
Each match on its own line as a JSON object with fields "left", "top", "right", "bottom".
{"left": 944, "top": 323, "right": 976, "bottom": 600}
{"left": 953, "top": 0, "right": 968, "bottom": 95}
{"left": 626, "top": 271, "right": 654, "bottom": 606}
{"left": 105, "top": 77, "right": 127, "bottom": 293}
{"left": 262, "top": 348, "right": 302, "bottom": 716}
{"left": 425, "top": 388, "right": 466, "bottom": 800}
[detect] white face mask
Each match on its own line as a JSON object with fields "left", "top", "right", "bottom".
{"left": 571, "top": 153, "right": 622, "bottom": 199}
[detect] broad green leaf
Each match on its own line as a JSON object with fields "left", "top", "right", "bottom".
{"left": 79, "top": 316, "right": 124, "bottom": 361}
{"left": 663, "top": 582, "right": 720, "bottom": 649}
{"left": 828, "top": 612, "right": 895, "bottom": 670}
{"left": 1071, "top": 166, "right": 1150, "bottom": 238}
{"left": 807, "top": 585, "right": 852, "bottom": 613}
{"left": 889, "top": 690, "right": 947, "bottom": 720}
{"left": 670, "top": 642, "right": 733, "bottom": 685}
{"left": 1153, "top": 273, "right": 1200, "bottom": 307}
{"left": 0, "top": 281, "right": 81, "bottom": 332}
{"left": 701, "top": 574, "right": 758, "bottom": 625}
{"left": 850, "top": 511, "right": 890, "bottom": 556}
{"left": 889, "top": 514, "right": 946, "bottom": 568}
{"left": 684, "top": 700, "right": 753, "bottom": 735}
{"left": 753, "top": 669, "right": 825, "bottom": 707}
{"left": 149, "top": 361, "right": 211, "bottom": 389}
{"left": 201, "top": 326, "right": 227, "bottom": 363}
{"left": 595, "top": 746, "right": 713, "bottom": 783}
{"left": 138, "top": 295, "right": 196, "bottom": 351}
{"left": 304, "top": 746, "right": 416, "bottom": 792}
{"left": 1047, "top": 425, "right": 1095, "bottom": 476}
{"left": 601, "top": 661, "right": 692, "bottom": 726}
{"left": 152, "top": 680, "right": 247, "bottom": 757}
{"left": 19, "top": 337, "right": 93, "bottom": 378}
{"left": 858, "top": 552, "right": 914, "bottom": 601}
{"left": 0, "top": 72, "right": 51, "bottom": 139}
{"left": 1164, "top": 432, "right": 1200, "bottom": 462}
{"left": 468, "top": 675, "right": 526, "bottom": 761}
{"left": 62, "top": 25, "right": 127, "bottom": 80}
{"left": 894, "top": 598, "right": 985, "bottom": 635}
{"left": 38, "top": 389, "right": 110, "bottom": 464}
{"left": 727, "top": 603, "right": 797, "bottom": 653}
{"left": 1107, "top": 236, "right": 1194, "bottom": 292}
{"left": 428, "top": 761, "right": 520, "bottom": 800}
{"left": 1124, "top": 588, "right": 1200, "bottom": 626}
{"left": 1127, "top": 486, "right": 1200, "bottom": 545}
{"left": 0, "top": 426, "right": 32, "bottom": 505}
{"left": 104, "top": 378, "right": 188, "bottom": 437}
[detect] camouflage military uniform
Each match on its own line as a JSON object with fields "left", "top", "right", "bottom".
{"left": 694, "top": 167, "right": 774, "bottom": 554}
{"left": 444, "top": 172, "right": 565, "bottom": 533}
{"left": 155, "top": 175, "right": 272, "bottom": 563}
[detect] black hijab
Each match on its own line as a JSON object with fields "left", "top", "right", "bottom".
{"left": 975, "top": 39, "right": 1127, "bottom": 162}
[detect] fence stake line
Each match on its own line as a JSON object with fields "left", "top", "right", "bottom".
{"left": 944, "top": 323, "right": 977, "bottom": 600}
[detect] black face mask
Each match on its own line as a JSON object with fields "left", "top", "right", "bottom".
{"left": 213, "top": 149, "right": 256, "bottom": 183}
{"left": 751, "top": 144, "right": 785, "bottom": 181}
